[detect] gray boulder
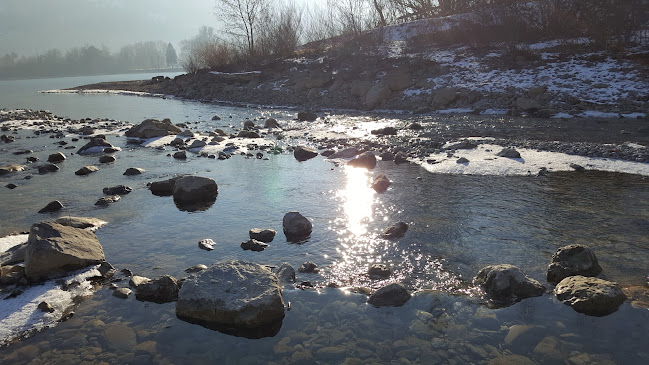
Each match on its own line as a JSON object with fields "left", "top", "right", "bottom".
{"left": 547, "top": 244, "right": 602, "bottom": 284}
{"left": 149, "top": 176, "right": 183, "bottom": 196}
{"left": 249, "top": 228, "right": 276, "bottom": 243}
{"left": 54, "top": 216, "right": 106, "bottom": 230}
{"left": 172, "top": 176, "right": 218, "bottom": 210}
{"left": 293, "top": 146, "right": 318, "bottom": 162}
{"left": 497, "top": 148, "right": 522, "bottom": 159}
{"left": 264, "top": 118, "right": 281, "bottom": 128}
{"left": 394, "top": 152, "right": 408, "bottom": 164}
{"left": 283, "top": 211, "right": 312, "bottom": 240}
{"left": 99, "top": 155, "right": 116, "bottom": 163}
{"left": 555, "top": 276, "right": 626, "bottom": 316}
{"left": 298, "top": 262, "right": 318, "bottom": 273}
{"left": 365, "top": 82, "right": 391, "bottom": 109}
{"left": 0, "top": 164, "right": 26, "bottom": 175}
{"left": 173, "top": 151, "right": 187, "bottom": 160}
{"left": 347, "top": 151, "right": 377, "bottom": 169}
{"left": 24, "top": 222, "right": 105, "bottom": 281}
{"left": 38, "top": 163, "right": 59, "bottom": 174}
{"left": 176, "top": 261, "right": 285, "bottom": 331}
{"left": 432, "top": 87, "right": 458, "bottom": 108}
{"left": 297, "top": 111, "right": 317, "bottom": 121}
{"left": 95, "top": 195, "right": 120, "bottom": 206}
{"left": 368, "top": 283, "right": 411, "bottom": 307}
{"left": 125, "top": 118, "right": 182, "bottom": 138}
{"left": 368, "top": 264, "right": 391, "bottom": 279}
{"left": 328, "top": 147, "right": 359, "bottom": 159}
{"left": 123, "top": 167, "right": 145, "bottom": 176}
{"left": 103, "top": 185, "right": 131, "bottom": 195}
{"left": 78, "top": 138, "right": 115, "bottom": 155}
{"left": 135, "top": 275, "right": 179, "bottom": 303}
{"left": 475, "top": 264, "right": 545, "bottom": 304}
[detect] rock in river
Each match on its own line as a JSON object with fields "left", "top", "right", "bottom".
{"left": 75, "top": 165, "right": 99, "bottom": 176}
{"left": 103, "top": 185, "right": 132, "bottom": 195}
{"left": 125, "top": 118, "right": 182, "bottom": 138}
{"left": 172, "top": 176, "right": 218, "bottom": 211}
{"left": 555, "top": 276, "right": 626, "bottom": 316}
{"left": 368, "top": 283, "right": 411, "bottom": 307}
{"left": 0, "top": 164, "right": 26, "bottom": 175}
{"left": 241, "top": 239, "right": 268, "bottom": 252}
{"left": 347, "top": 151, "right": 377, "bottom": 169}
{"left": 123, "top": 167, "right": 145, "bottom": 176}
{"left": 38, "top": 200, "right": 64, "bottom": 213}
{"left": 249, "top": 228, "right": 276, "bottom": 243}
{"left": 297, "top": 111, "right": 317, "bottom": 121}
{"left": 176, "top": 261, "right": 285, "bottom": 336}
{"left": 293, "top": 146, "right": 318, "bottom": 162}
{"left": 547, "top": 244, "right": 602, "bottom": 284}
{"left": 372, "top": 174, "right": 391, "bottom": 193}
{"left": 38, "top": 163, "right": 59, "bottom": 174}
{"left": 381, "top": 222, "right": 408, "bottom": 239}
{"left": 47, "top": 152, "right": 66, "bottom": 163}
{"left": 24, "top": 222, "right": 105, "bottom": 281}
{"left": 283, "top": 211, "right": 312, "bottom": 240}
{"left": 77, "top": 138, "right": 115, "bottom": 155}
{"left": 149, "top": 176, "right": 183, "bottom": 196}
{"left": 135, "top": 275, "right": 179, "bottom": 303}
{"left": 474, "top": 264, "right": 545, "bottom": 305}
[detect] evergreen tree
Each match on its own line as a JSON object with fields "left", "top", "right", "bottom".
{"left": 166, "top": 43, "right": 178, "bottom": 67}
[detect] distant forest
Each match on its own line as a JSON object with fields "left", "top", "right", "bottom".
{"left": 0, "top": 41, "right": 179, "bottom": 80}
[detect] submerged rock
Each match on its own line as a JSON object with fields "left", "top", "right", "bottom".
{"left": 272, "top": 263, "right": 296, "bottom": 284}
{"left": 293, "top": 146, "right": 318, "bottom": 161}
{"left": 368, "top": 264, "right": 391, "bottom": 279}
{"left": 555, "top": 276, "right": 626, "bottom": 316}
{"left": 547, "top": 244, "right": 602, "bottom": 284}
{"left": 298, "top": 262, "right": 318, "bottom": 273}
{"left": 381, "top": 222, "right": 408, "bottom": 239}
{"left": 95, "top": 196, "right": 120, "bottom": 206}
{"left": 135, "top": 275, "right": 179, "bottom": 303}
{"left": 368, "top": 283, "right": 411, "bottom": 307}
{"left": 474, "top": 264, "right": 545, "bottom": 305}
{"left": 24, "top": 222, "right": 105, "bottom": 281}
{"left": 38, "top": 200, "right": 63, "bottom": 213}
{"left": 176, "top": 261, "right": 285, "bottom": 335}
{"left": 103, "top": 185, "right": 131, "bottom": 195}
{"left": 283, "top": 211, "right": 312, "bottom": 240}
{"left": 125, "top": 118, "right": 182, "bottom": 138}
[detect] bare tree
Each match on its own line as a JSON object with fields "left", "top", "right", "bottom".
{"left": 215, "top": 0, "right": 271, "bottom": 57}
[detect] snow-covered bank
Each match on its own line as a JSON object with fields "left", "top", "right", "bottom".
{"left": 40, "top": 88, "right": 168, "bottom": 99}
{"left": 416, "top": 143, "right": 649, "bottom": 176}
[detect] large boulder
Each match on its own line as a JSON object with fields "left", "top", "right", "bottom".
{"left": 297, "top": 112, "right": 317, "bottom": 122}
{"left": 125, "top": 118, "right": 182, "bottom": 138}
{"left": 0, "top": 164, "right": 25, "bottom": 175}
{"left": 176, "top": 261, "right": 285, "bottom": 336}
{"left": 431, "top": 87, "right": 458, "bottom": 108}
{"left": 283, "top": 211, "right": 312, "bottom": 241}
{"left": 555, "top": 276, "right": 626, "bottom": 316}
{"left": 474, "top": 264, "right": 545, "bottom": 305}
{"left": 384, "top": 70, "right": 411, "bottom": 91}
{"left": 78, "top": 138, "right": 115, "bottom": 155}
{"left": 249, "top": 228, "right": 276, "bottom": 243}
{"left": 365, "top": 82, "right": 391, "bottom": 109}
{"left": 347, "top": 151, "right": 377, "bottom": 169}
{"left": 172, "top": 176, "right": 218, "bottom": 211}
{"left": 149, "top": 176, "right": 183, "bottom": 196}
{"left": 24, "top": 222, "right": 105, "bottom": 281}
{"left": 293, "top": 146, "right": 318, "bottom": 162}
{"left": 47, "top": 152, "right": 66, "bottom": 163}
{"left": 368, "top": 283, "right": 411, "bottom": 307}
{"left": 75, "top": 165, "right": 99, "bottom": 176}
{"left": 547, "top": 244, "right": 602, "bottom": 284}
{"left": 135, "top": 275, "right": 179, "bottom": 303}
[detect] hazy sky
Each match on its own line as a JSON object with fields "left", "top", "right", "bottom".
{"left": 0, "top": 0, "right": 219, "bottom": 56}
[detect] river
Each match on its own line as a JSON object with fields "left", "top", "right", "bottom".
{"left": 0, "top": 73, "right": 648, "bottom": 364}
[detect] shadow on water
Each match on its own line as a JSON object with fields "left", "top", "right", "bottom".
{"left": 175, "top": 315, "right": 283, "bottom": 339}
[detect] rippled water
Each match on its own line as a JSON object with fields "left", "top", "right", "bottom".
{"left": 1, "top": 75, "right": 649, "bottom": 364}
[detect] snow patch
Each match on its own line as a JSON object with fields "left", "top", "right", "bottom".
{"left": 0, "top": 235, "right": 28, "bottom": 252}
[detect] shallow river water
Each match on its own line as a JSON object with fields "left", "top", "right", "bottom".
{"left": 0, "top": 74, "right": 648, "bottom": 364}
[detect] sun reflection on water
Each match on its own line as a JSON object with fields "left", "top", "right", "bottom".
{"left": 338, "top": 166, "right": 375, "bottom": 237}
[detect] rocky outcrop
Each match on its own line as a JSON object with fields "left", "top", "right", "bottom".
{"left": 77, "top": 138, "right": 115, "bottom": 155}
{"left": 125, "top": 118, "right": 182, "bottom": 138}
{"left": 474, "top": 264, "right": 545, "bottom": 305}
{"left": 176, "top": 261, "right": 285, "bottom": 335}
{"left": 547, "top": 244, "right": 602, "bottom": 284}
{"left": 135, "top": 275, "right": 180, "bottom": 303}
{"left": 381, "top": 222, "right": 408, "bottom": 239}
{"left": 24, "top": 222, "right": 105, "bottom": 281}
{"left": 283, "top": 211, "right": 312, "bottom": 240}
{"left": 172, "top": 176, "right": 218, "bottom": 211}
{"left": 249, "top": 228, "right": 276, "bottom": 243}
{"left": 347, "top": 151, "right": 377, "bottom": 169}
{"left": 368, "top": 283, "right": 411, "bottom": 307}
{"left": 293, "top": 146, "right": 318, "bottom": 161}
{"left": 555, "top": 276, "right": 626, "bottom": 316}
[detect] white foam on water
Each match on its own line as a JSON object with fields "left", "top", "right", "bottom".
{"left": 0, "top": 235, "right": 28, "bottom": 252}
{"left": 416, "top": 144, "right": 649, "bottom": 176}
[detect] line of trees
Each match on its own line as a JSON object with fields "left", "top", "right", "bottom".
{"left": 0, "top": 41, "right": 179, "bottom": 80}
{"left": 178, "top": 0, "right": 648, "bottom": 73}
